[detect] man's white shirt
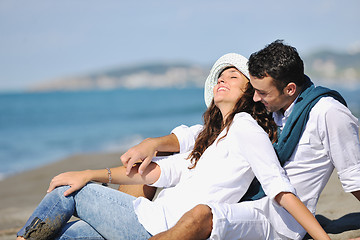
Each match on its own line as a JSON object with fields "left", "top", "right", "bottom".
{"left": 171, "top": 97, "right": 360, "bottom": 239}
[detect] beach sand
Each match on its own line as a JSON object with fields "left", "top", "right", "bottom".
{"left": 0, "top": 152, "right": 359, "bottom": 239}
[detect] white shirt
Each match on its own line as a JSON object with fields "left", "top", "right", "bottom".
{"left": 274, "top": 97, "right": 360, "bottom": 205}
{"left": 172, "top": 97, "right": 360, "bottom": 239}
{"left": 133, "top": 112, "right": 295, "bottom": 235}
{"left": 271, "top": 96, "right": 360, "bottom": 238}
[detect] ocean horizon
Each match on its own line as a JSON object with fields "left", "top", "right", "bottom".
{"left": 0, "top": 88, "right": 205, "bottom": 180}
{"left": 1, "top": 85, "right": 359, "bottom": 180}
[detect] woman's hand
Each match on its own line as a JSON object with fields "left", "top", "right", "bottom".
{"left": 47, "top": 170, "right": 92, "bottom": 196}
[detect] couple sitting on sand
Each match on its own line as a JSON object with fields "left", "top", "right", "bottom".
{"left": 17, "top": 40, "right": 360, "bottom": 240}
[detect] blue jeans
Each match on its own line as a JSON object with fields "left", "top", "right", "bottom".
{"left": 17, "top": 183, "right": 152, "bottom": 239}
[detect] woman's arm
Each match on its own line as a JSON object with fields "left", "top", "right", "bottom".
{"left": 275, "top": 192, "right": 330, "bottom": 240}
{"left": 47, "top": 163, "right": 161, "bottom": 196}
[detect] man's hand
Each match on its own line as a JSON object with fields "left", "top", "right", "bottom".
{"left": 120, "top": 138, "right": 158, "bottom": 176}
{"left": 121, "top": 134, "right": 180, "bottom": 176}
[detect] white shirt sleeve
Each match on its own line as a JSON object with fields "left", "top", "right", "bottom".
{"left": 228, "top": 114, "right": 296, "bottom": 200}
{"left": 171, "top": 124, "right": 203, "bottom": 153}
{"left": 319, "top": 98, "right": 360, "bottom": 192}
{"left": 148, "top": 152, "right": 192, "bottom": 188}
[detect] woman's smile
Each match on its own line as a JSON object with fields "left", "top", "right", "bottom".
{"left": 217, "top": 86, "right": 229, "bottom": 92}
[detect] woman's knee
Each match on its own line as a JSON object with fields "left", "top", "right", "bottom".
{"left": 44, "top": 186, "right": 71, "bottom": 202}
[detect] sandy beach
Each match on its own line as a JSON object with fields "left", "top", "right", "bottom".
{"left": 0, "top": 152, "right": 359, "bottom": 240}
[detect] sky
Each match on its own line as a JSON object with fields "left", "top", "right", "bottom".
{"left": 1, "top": 0, "right": 360, "bottom": 91}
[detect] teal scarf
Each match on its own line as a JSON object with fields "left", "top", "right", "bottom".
{"left": 240, "top": 76, "right": 347, "bottom": 201}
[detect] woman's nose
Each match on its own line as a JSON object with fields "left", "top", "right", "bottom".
{"left": 217, "top": 77, "right": 225, "bottom": 84}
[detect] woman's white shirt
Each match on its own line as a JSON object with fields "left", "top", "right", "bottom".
{"left": 133, "top": 112, "right": 295, "bottom": 235}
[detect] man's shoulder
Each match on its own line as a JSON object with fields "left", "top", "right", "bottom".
{"left": 310, "top": 97, "right": 358, "bottom": 127}
{"left": 311, "top": 96, "right": 348, "bottom": 115}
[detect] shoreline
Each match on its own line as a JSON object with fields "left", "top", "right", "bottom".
{"left": 0, "top": 152, "right": 359, "bottom": 239}
{"left": 0, "top": 151, "right": 122, "bottom": 238}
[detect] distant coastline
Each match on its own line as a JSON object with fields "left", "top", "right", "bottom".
{"left": 27, "top": 50, "right": 360, "bottom": 93}
{"left": 28, "top": 63, "right": 209, "bottom": 92}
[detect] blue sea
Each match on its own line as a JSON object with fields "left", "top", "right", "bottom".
{"left": 0, "top": 88, "right": 206, "bottom": 180}
{"left": 0, "top": 86, "right": 359, "bottom": 180}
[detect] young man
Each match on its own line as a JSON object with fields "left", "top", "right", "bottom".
{"left": 121, "top": 40, "right": 360, "bottom": 239}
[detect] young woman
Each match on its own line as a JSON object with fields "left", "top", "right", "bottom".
{"left": 17, "top": 53, "right": 329, "bottom": 240}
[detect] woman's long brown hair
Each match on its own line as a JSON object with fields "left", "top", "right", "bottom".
{"left": 188, "top": 82, "right": 277, "bottom": 168}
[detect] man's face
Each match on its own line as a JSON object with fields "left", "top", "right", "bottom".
{"left": 250, "top": 75, "right": 293, "bottom": 113}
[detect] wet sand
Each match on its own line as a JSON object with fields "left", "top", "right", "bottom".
{"left": 0, "top": 152, "right": 359, "bottom": 239}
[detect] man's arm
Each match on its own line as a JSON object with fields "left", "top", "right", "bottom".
{"left": 120, "top": 134, "right": 180, "bottom": 175}
{"left": 118, "top": 134, "right": 179, "bottom": 199}
{"left": 119, "top": 124, "right": 202, "bottom": 199}
{"left": 121, "top": 124, "right": 202, "bottom": 176}
{"left": 321, "top": 101, "right": 360, "bottom": 196}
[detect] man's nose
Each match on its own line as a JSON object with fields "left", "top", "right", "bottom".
{"left": 253, "top": 91, "right": 261, "bottom": 102}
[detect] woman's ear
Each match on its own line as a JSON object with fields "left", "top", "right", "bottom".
{"left": 284, "top": 82, "right": 297, "bottom": 96}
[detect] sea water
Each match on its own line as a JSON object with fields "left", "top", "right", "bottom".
{"left": 0, "top": 88, "right": 205, "bottom": 179}
{"left": 0, "top": 86, "right": 359, "bottom": 180}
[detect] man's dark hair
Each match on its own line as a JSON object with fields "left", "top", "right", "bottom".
{"left": 248, "top": 40, "right": 306, "bottom": 91}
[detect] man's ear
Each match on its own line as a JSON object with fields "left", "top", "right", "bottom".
{"left": 284, "top": 82, "right": 297, "bottom": 96}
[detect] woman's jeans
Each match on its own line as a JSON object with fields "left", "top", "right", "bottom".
{"left": 17, "top": 183, "right": 152, "bottom": 239}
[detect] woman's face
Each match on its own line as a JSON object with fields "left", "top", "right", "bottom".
{"left": 213, "top": 67, "right": 248, "bottom": 113}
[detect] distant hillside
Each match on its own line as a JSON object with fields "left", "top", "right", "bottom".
{"left": 304, "top": 50, "right": 360, "bottom": 86}
{"left": 29, "top": 50, "right": 360, "bottom": 92}
{"left": 29, "top": 63, "right": 209, "bottom": 92}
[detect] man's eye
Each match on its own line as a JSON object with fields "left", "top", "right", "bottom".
{"left": 256, "top": 90, "right": 266, "bottom": 96}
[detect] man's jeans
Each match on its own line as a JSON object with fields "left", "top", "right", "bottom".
{"left": 17, "top": 183, "right": 152, "bottom": 239}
